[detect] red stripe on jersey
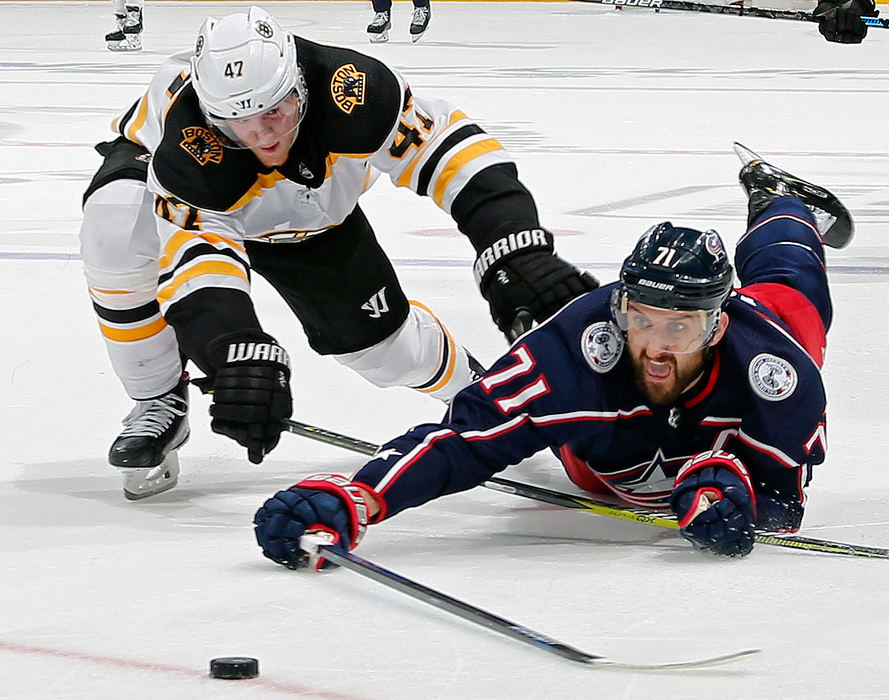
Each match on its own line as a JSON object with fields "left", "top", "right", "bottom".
{"left": 739, "top": 282, "right": 827, "bottom": 368}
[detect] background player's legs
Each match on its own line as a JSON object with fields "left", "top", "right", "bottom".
{"left": 367, "top": 0, "right": 392, "bottom": 42}
{"left": 410, "top": 0, "right": 431, "bottom": 43}
{"left": 106, "top": 0, "right": 143, "bottom": 51}
{"left": 246, "top": 206, "right": 480, "bottom": 404}
{"left": 80, "top": 175, "right": 187, "bottom": 499}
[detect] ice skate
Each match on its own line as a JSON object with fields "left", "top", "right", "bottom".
{"left": 109, "top": 373, "right": 189, "bottom": 499}
{"left": 106, "top": 5, "right": 143, "bottom": 52}
{"left": 734, "top": 142, "right": 853, "bottom": 249}
{"left": 410, "top": 6, "right": 431, "bottom": 42}
{"left": 367, "top": 11, "right": 391, "bottom": 43}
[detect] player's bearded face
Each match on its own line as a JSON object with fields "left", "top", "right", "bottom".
{"left": 225, "top": 93, "right": 302, "bottom": 167}
{"left": 624, "top": 303, "right": 724, "bottom": 405}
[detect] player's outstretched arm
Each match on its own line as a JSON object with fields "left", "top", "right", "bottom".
{"left": 254, "top": 474, "right": 375, "bottom": 569}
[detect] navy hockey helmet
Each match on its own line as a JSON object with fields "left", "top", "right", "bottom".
{"left": 611, "top": 222, "right": 734, "bottom": 347}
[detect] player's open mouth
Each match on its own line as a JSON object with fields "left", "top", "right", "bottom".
{"left": 645, "top": 358, "right": 672, "bottom": 381}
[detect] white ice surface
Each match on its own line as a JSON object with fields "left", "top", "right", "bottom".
{"left": 1, "top": 2, "right": 889, "bottom": 698}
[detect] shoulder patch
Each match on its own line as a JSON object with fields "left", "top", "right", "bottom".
{"left": 179, "top": 126, "right": 223, "bottom": 166}
{"left": 581, "top": 321, "right": 624, "bottom": 374}
{"left": 748, "top": 353, "right": 798, "bottom": 401}
{"left": 331, "top": 63, "right": 367, "bottom": 115}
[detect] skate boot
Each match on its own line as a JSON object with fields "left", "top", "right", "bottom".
{"left": 367, "top": 11, "right": 391, "bottom": 43}
{"left": 109, "top": 373, "right": 189, "bottom": 500}
{"left": 410, "top": 6, "right": 431, "bottom": 42}
{"left": 734, "top": 142, "right": 853, "bottom": 249}
{"left": 106, "top": 5, "right": 142, "bottom": 52}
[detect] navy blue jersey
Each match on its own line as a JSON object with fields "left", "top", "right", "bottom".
{"left": 353, "top": 196, "right": 830, "bottom": 532}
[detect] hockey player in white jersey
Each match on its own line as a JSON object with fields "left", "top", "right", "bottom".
{"left": 79, "top": 6, "right": 596, "bottom": 499}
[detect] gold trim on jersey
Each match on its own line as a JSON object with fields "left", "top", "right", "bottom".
{"left": 432, "top": 137, "right": 504, "bottom": 207}
{"left": 228, "top": 170, "right": 288, "bottom": 212}
{"left": 124, "top": 91, "right": 151, "bottom": 144}
{"left": 331, "top": 63, "right": 367, "bottom": 115}
{"left": 157, "top": 258, "right": 249, "bottom": 306}
{"left": 395, "top": 110, "right": 468, "bottom": 189}
{"left": 409, "top": 301, "right": 458, "bottom": 394}
{"left": 159, "top": 229, "right": 246, "bottom": 270}
{"left": 99, "top": 317, "right": 169, "bottom": 343}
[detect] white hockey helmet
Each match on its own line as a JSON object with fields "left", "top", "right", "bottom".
{"left": 190, "top": 6, "right": 307, "bottom": 146}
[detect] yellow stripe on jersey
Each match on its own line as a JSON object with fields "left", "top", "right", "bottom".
{"left": 157, "top": 259, "right": 249, "bottom": 306}
{"left": 324, "top": 151, "right": 373, "bottom": 184}
{"left": 228, "top": 171, "right": 287, "bottom": 212}
{"left": 159, "top": 229, "right": 246, "bottom": 270}
{"left": 409, "top": 301, "right": 458, "bottom": 394}
{"left": 432, "top": 138, "right": 504, "bottom": 208}
{"left": 124, "top": 92, "right": 151, "bottom": 145}
{"left": 99, "top": 317, "right": 169, "bottom": 343}
{"left": 396, "top": 110, "right": 469, "bottom": 189}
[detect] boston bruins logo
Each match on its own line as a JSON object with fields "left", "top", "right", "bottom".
{"left": 179, "top": 126, "right": 223, "bottom": 166}
{"left": 331, "top": 63, "right": 366, "bottom": 115}
{"left": 254, "top": 19, "right": 273, "bottom": 38}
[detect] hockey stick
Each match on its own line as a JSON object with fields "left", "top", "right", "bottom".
{"left": 577, "top": 0, "right": 889, "bottom": 28}
{"left": 283, "top": 418, "right": 377, "bottom": 456}
{"left": 485, "top": 477, "right": 889, "bottom": 559}
{"left": 301, "top": 535, "right": 759, "bottom": 670}
{"left": 281, "top": 419, "right": 889, "bottom": 559}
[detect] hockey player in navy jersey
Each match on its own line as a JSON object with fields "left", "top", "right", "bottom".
{"left": 254, "top": 143, "right": 853, "bottom": 560}
{"left": 79, "top": 6, "right": 594, "bottom": 499}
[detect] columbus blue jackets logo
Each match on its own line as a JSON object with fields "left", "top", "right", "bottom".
{"left": 581, "top": 322, "right": 623, "bottom": 374}
{"left": 179, "top": 126, "right": 223, "bottom": 166}
{"left": 331, "top": 64, "right": 366, "bottom": 115}
{"left": 748, "top": 353, "right": 797, "bottom": 401}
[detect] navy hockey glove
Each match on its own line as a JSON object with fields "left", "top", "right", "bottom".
{"left": 253, "top": 474, "right": 369, "bottom": 570}
{"left": 206, "top": 330, "right": 292, "bottom": 464}
{"left": 669, "top": 451, "right": 758, "bottom": 557}
{"left": 814, "top": 0, "right": 877, "bottom": 43}
{"left": 474, "top": 228, "right": 598, "bottom": 341}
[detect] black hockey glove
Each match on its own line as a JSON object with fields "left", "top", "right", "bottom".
{"left": 474, "top": 228, "right": 599, "bottom": 342}
{"left": 669, "top": 451, "right": 757, "bottom": 557}
{"left": 206, "top": 330, "right": 292, "bottom": 464}
{"left": 254, "top": 474, "right": 369, "bottom": 570}
{"left": 814, "top": 0, "right": 877, "bottom": 43}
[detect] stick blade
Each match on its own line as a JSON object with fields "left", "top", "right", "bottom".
{"left": 591, "top": 647, "right": 761, "bottom": 671}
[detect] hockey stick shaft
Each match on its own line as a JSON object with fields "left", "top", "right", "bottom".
{"left": 308, "top": 538, "right": 759, "bottom": 669}
{"left": 282, "top": 419, "right": 889, "bottom": 559}
{"left": 283, "top": 418, "right": 377, "bottom": 456}
{"left": 486, "top": 476, "right": 889, "bottom": 559}
{"left": 577, "top": 0, "right": 889, "bottom": 28}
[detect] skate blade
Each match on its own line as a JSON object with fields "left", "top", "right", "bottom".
{"left": 107, "top": 36, "right": 142, "bottom": 52}
{"left": 732, "top": 142, "right": 761, "bottom": 168}
{"left": 121, "top": 453, "right": 180, "bottom": 500}
{"left": 410, "top": 31, "right": 427, "bottom": 43}
{"left": 368, "top": 30, "right": 389, "bottom": 43}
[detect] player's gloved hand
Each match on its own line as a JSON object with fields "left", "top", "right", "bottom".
{"left": 669, "top": 450, "right": 758, "bottom": 557}
{"left": 814, "top": 0, "right": 876, "bottom": 43}
{"left": 206, "top": 330, "right": 292, "bottom": 464}
{"left": 253, "top": 474, "right": 369, "bottom": 570}
{"left": 474, "top": 228, "right": 598, "bottom": 342}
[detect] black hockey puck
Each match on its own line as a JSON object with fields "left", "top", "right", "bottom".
{"left": 209, "top": 657, "right": 259, "bottom": 679}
